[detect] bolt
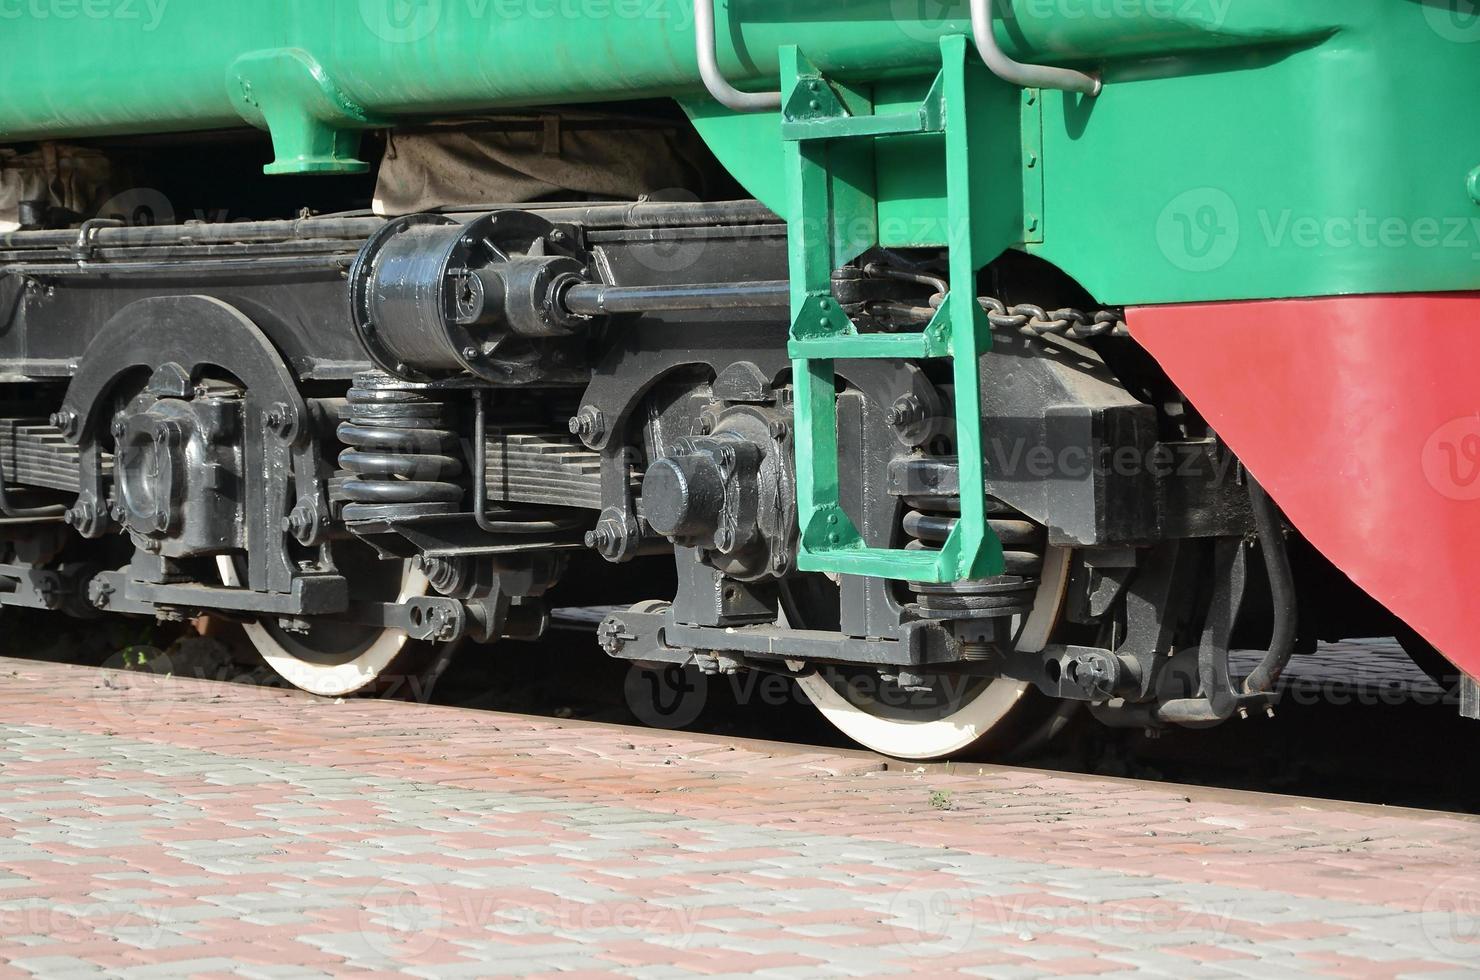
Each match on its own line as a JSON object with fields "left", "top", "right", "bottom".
{"left": 285, "top": 503, "right": 314, "bottom": 542}
{"left": 1238, "top": 705, "right": 1250, "bottom": 720}
{"left": 49, "top": 410, "right": 78, "bottom": 438}
{"left": 461, "top": 346, "right": 480, "bottom": 361}
{"left": 88, "top": 578, "right": 114, "bottom": 610}
{"left": 1265, "top": 704, "right": 1276, "bottom": 719}
{"left": 1069, "top": 649, "right": 1122, "bottom": 700}
{"left": 568, "top": 407, "right": 605, "bottom": 443}
{"left": 264, "top": 402, "right": 294, "bottom": 438}
{"left": 885, "top": 394, "right": 924, "bottom": 429}
{"left": 549, "top": 228, "right": 568, "bottom": 244}
{"left": 64, "top": 501, "right": 92, "bottom": 530}
{"left": 597, "top": 618, "right": 626, "bottom": 655}
{"left": 111, "top": 418, "right": 126, "bottom": 440}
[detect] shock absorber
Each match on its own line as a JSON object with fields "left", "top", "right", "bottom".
{"left": 336, "top": 373, "right": 465, "bottom": 522}
{"left": 903, "top": 491, "right": 1047, "bottom": 655}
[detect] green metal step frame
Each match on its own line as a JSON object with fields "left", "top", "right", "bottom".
{"left": 783, "top": 35, "right": 1005, "bottom": 584}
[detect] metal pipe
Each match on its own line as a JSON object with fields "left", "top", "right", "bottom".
{"left": 971, "top": 0, "right": 1101, "bottom": 96}
{"left": 1154, "top": 477, "right": 1296, "bottom": 724}
{"left": 562, "top": 280, "right": 789, "bottom": 316}
{"left": 473, "top": 390, "right": 499, "bottom": 536}
{"left": 0, "top": 201, "right": 780, "bottom": 252}
{"left": 0, "top": 446, "right": 66, "bottom": 521}
{"left": 693, "top": 0, "right": 783, "bottom": 112}
{"left": 1240, "top": 478, "right": 1297, "bottom": 695}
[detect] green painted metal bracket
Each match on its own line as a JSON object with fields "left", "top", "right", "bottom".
{"left": 227, "top": 49, "right": 386, "bottom": 175}
{"left": 783, "top": 35, "right": 1005, "bottom": 585}
{"left": 1020, "top": 88, "right": 1044, "bottom": 244}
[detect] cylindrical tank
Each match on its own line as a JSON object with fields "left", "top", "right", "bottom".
{"left": 0, "top": 1, "right": 962, "bottom": 142}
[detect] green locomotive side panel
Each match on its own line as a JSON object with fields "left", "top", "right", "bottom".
{"left": 688, "top": 1, "right": 1480, "bottom": 305}
{"left": 0, "top": 1, "right": 1477, "bottom": 305}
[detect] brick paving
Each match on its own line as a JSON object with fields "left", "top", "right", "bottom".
{"left": 0, "top": 657, "right": 1477, "bottom": 978}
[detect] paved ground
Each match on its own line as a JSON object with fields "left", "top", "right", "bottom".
{"left": 1238, "top": 639, "right": 1447, "bottom": 700}
{"left": 0, "top": 657, "right": 1477, "bottom": 978}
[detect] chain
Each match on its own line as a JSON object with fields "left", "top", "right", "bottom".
{"left": 860, "top": 263, "right": 1129, "bottom": 339}
{"left": 979, "top": 297, "right": 1129, "bottom": 339}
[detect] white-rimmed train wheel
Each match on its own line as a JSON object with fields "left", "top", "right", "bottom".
{"left": 216, "top": 547, "right": 441, "bottom": 697}
{"left": 786, "top": 547, "right": 1073, "bottom": 760}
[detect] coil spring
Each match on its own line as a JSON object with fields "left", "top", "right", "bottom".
{"left": 904, "top": 494, "right": 1046, "bottom": 626}
{"left": 337, "top": 376, "right": 465, "bottom": 522}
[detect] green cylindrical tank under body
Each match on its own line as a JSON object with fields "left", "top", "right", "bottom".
{"left": 0, "top": 0, "right": 1477, "bottom": 305}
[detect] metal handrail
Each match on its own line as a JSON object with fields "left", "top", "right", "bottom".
{"left": 693, "top": 0, "right": 782, "bottom": 112}
{"left": 971, "top": 0, "right": 1101, "bottom": 95}
{"left": 692, "top": 0, "right": 1101, "bottom": 109}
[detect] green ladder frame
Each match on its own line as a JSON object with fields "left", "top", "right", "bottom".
{"left": 783, "top": 35, "right": 1005, "bottom": 583}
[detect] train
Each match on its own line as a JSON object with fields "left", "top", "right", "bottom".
{"left": 0, "top": 0, "right": 1475, "bottom": 757}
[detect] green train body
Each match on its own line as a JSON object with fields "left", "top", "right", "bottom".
{"left": 2, "top": 1, "right": 1475, "bottom": 303}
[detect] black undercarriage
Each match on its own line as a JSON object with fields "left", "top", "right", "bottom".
{"left": 0, "top": 189, "right": 1420, "bottom": 753}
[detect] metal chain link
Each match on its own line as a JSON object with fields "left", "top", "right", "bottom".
{"left": 980, "top": 297, "right": 1128, "bottom": 339}
{"left": 860, "top": 264, "right": 1129, "bottom": 339}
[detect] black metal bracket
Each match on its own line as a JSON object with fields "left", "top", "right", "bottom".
{"left": 596, "top": 600, "right": 958, "bottom": 669}
{"left": 56, "top": 296, "right": 326, "bottom": 606}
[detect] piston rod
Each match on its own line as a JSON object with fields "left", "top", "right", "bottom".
{"left": 560, "top": 280, "right": 790, "bottom": 316}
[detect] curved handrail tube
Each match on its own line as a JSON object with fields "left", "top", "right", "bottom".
{"left": 971, "top": 0, "right": 1102, "bottom": 96}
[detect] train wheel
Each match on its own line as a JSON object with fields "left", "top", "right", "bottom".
{"left": 215, "top": 545, "right": 440, "bottom": 697}
{"left": 785, "top": 548, "right": 1073, "bottom": 760}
